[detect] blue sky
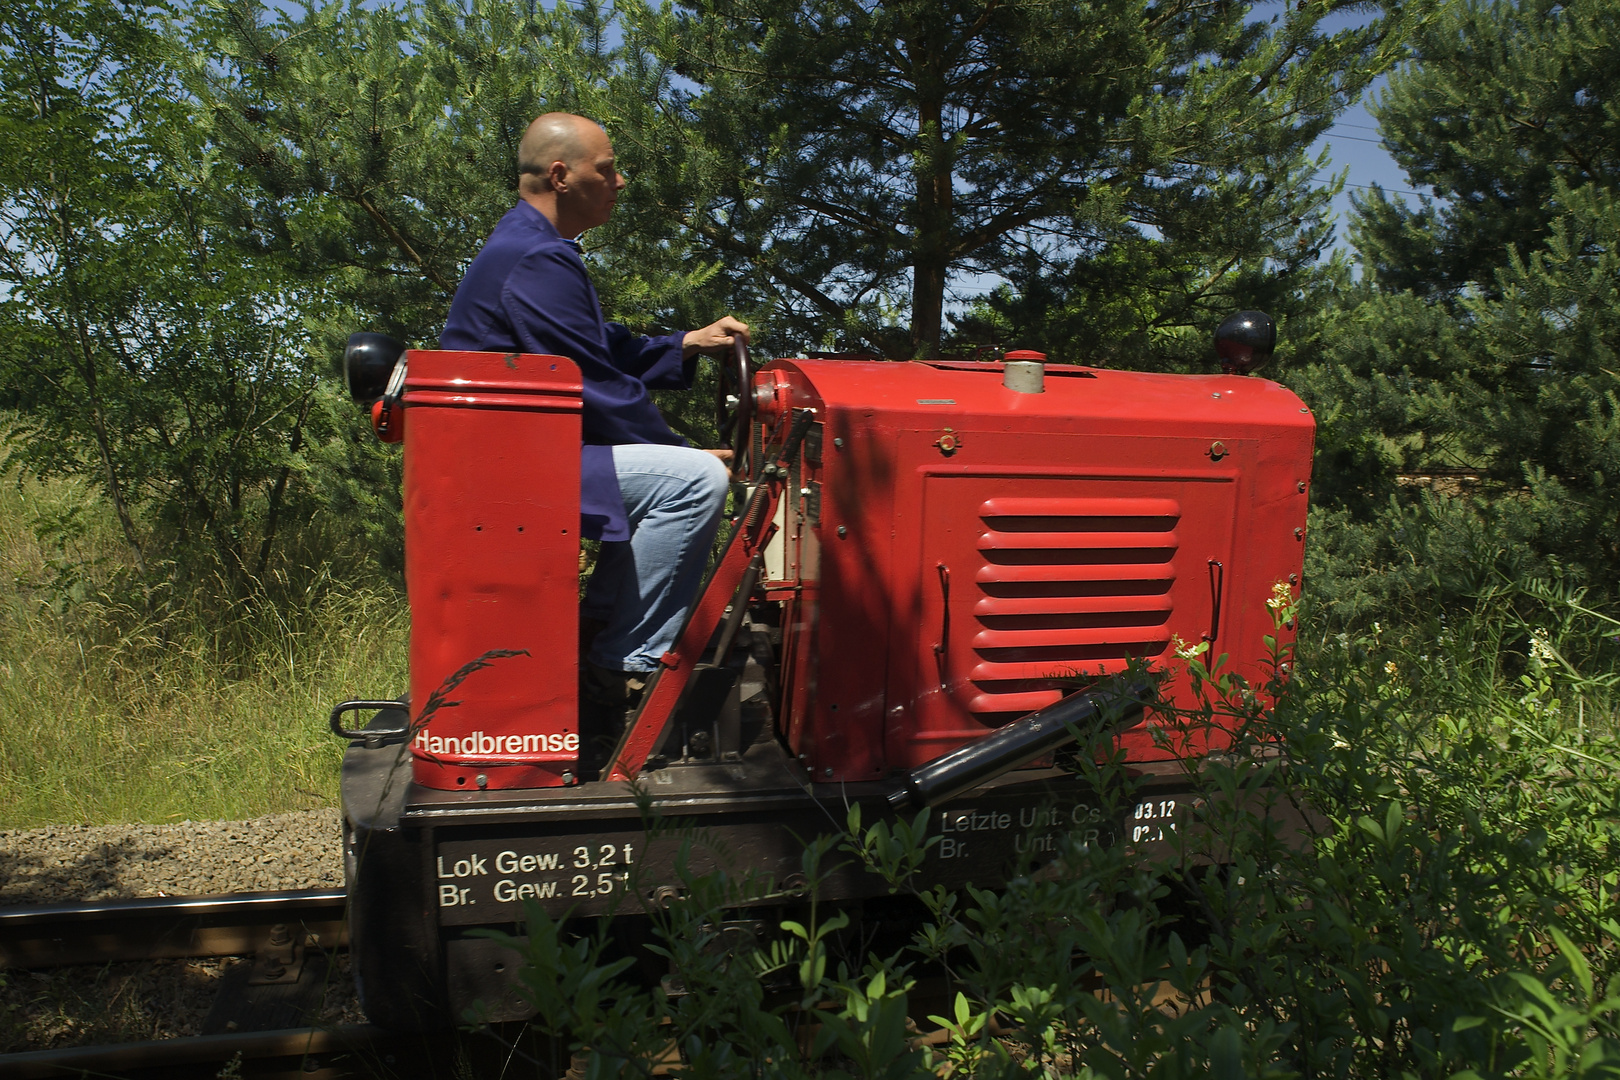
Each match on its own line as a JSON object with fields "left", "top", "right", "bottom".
{"left": 1306, "top": 9, "right": 1430, "bottom": 258}
{"left": 1310, "top": 91, "right": 1411, "bottom": 257}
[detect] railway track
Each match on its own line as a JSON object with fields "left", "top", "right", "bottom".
{"left": 0, "top": 890, "right": 380, "bottom": 1078}
{"left": 0, "top": 1022, "right": 400, "bottom": 1080}
{"left": 0, "top": 888, "right": 347, "bottom": 968}
{"left": 0, "top": 889, "right": 571, "bottom": 1077}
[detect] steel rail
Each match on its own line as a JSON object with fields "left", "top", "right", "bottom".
{"left": 0, "top": 888, "right": 347, "bottom": 968}
{"left": 0, "top": 1023, "right": 395, "bottom": 1080}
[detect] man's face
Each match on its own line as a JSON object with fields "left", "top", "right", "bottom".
{"left": 561, "top": 126, "right": 625, "bottom": 233}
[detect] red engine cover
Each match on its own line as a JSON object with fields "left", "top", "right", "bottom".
{"left": 758, "top": 358, "right": 1314, "bottom": 782}
{"left": 401, "top": 350, "right": 582, "bottom": 790}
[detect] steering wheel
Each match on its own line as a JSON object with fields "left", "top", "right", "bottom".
{"left": 714, "top": 337, "right": 754, "bottom": 482}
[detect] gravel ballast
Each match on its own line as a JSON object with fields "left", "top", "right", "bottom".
{"left": 0, "top": 810, "right": 358, "bottom": 1053}
{"left": 0, "top": 809, "right": 344, "bottom": 905}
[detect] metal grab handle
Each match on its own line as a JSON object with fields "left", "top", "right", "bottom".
{"left": 933, "top": 563, "right": 951, "bottom": 692}
{"left": 1206, "top": 558, "right": 1224, "bottom": 646}
{"left": 888, "top": 676, "right": 1157, "bottom": 811}
{"left": 329, "top": 699, "right": 409, "bottom": 745}
{"left": 713, "top": 551, "right": 765, "bottom": 668}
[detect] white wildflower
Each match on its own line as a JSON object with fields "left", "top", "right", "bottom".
{"left": 1170, "top": 635, "right": 1210, "bottom": 661}
{"left": 1529, "top": 628, "right": 1556, "bottom": 666}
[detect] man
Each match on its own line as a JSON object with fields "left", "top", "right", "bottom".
{"left": 440, "top": 112, "right": 747, "bottom": 771}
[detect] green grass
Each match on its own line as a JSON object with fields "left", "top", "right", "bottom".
{"left": 0, "top": 469, "right": 407, "bottom": 828}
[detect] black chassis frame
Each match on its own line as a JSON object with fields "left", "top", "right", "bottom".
{"left": 340, "top": 708, "right": 1210, "bottom": 1031}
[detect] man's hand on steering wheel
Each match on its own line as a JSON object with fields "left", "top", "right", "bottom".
{"left": 683, "top": 315, "right": 754, "bottom": 481}
{"left": 683, "top": 316, "right": 749, "bottom": 357}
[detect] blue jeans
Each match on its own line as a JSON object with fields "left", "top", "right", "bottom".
{"left": 583, "top": 444, "right": 730, "bottom": 673}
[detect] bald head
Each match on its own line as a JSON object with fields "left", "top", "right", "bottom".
{"left": 518, "top": 113, "right": 597, "bottom": 196}
{"left": 515, "top": 112, "right": 625, "bottom": 238}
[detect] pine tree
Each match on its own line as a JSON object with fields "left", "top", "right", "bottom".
{"left": 1352, "top": 0, "right": 1620, "bottom": 301}
{"left": 186, "top": 0, "right": 726, "bottom": 346}
{"left": 185, "top": 0, "right": 742, "bottom": 508}
{"left": 190, "top": 0, "right": 1410, "bottom": 366}
{"left": 629, "top": 0, "right": 1408, "bottom": 359}
{"left": 1300, "top": 0, "right": 1620, "bottom": 619}
{"left": 1462, "top": 181, "right": 1620, "bottom": 574}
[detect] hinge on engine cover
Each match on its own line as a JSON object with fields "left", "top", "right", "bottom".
{"left": 803, "top": 421, "right": 823, "bottom": 465}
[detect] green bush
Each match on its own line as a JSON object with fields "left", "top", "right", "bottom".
{"left": 486, "top": 587, "right": 1620, "bottom": 1078}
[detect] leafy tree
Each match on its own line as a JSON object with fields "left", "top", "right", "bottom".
{"left": 1298, "top": 0, "right": 1620, "bottom": 623}
{"left": 186, "top": 0, "right": 726, "bottom": 347}
{"left": 0, "top": 0, "right": 347, "bottom": 593}
{"left": 630, "top": 0, "right": 1408, "bottom": 359}
{"left": 0, "top": 0, "right": 170, "bottom": 568}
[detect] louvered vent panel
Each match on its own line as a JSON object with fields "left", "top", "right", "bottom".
{"left": 965, "top": 497, "right": 1178, "bottom": 715}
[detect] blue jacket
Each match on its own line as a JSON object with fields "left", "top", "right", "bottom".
{"left": 439, "top": 201, "right": 692, "bottom": 541}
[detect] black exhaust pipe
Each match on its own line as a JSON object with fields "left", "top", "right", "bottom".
{"left": 887, "top": 677, "right": 1156, "bottom": 811}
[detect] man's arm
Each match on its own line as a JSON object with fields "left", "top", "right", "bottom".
{"left": 605, "top": 315, "right": 753, "bottom": 390}
{"left": 604, "top": 322, "right": 688, "bottom": 387}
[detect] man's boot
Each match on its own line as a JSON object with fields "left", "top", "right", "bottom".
{"left": 579, "top": 616, "right": 608, "bottom": 660}
{"left": 578, "top": 663, "right": 648, "bottom": 780}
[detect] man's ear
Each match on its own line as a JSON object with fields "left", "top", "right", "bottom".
{"left": 547, "top": 159, "right": 568, "bottom": 192}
